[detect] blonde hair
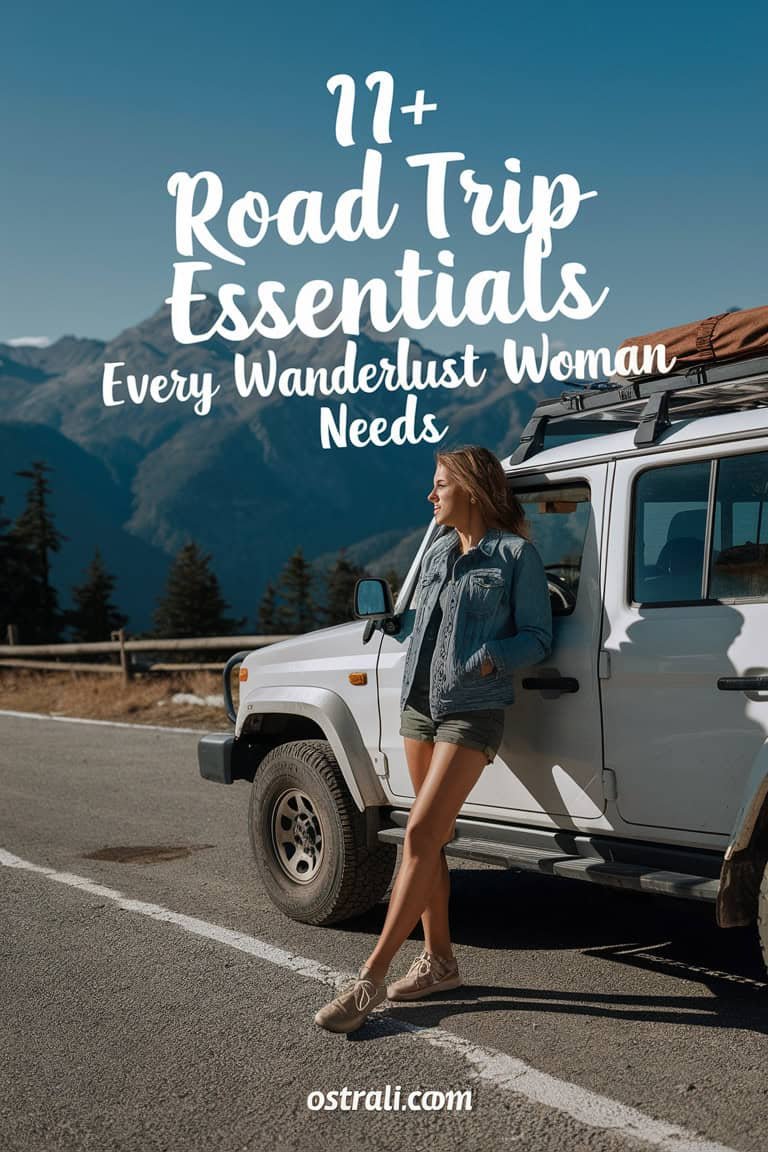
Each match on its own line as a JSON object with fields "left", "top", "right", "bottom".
{"left": 435, "top": 445, "right": 530, "bottom": 540}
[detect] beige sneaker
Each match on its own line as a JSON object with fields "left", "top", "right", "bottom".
{"left": 387, "top": 950, "right": 462, "bottom": 1001}
{"left": 314, "top": 966, "right": 388, "bottom": 1033}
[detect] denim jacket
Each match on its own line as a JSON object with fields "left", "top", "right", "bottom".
{"left": 399, "top": 527, "right": 553, "bottom": 719}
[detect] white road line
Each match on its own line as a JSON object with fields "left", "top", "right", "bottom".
{"left": 0, "top": 709, "right": 211, "bottom": 736}
{"left": 0, "top": 848, "right": 737, "bottom": 1152}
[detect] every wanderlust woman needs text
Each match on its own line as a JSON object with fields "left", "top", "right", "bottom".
{"left": 100, "top": 72, "right": 673, "bottom": 446}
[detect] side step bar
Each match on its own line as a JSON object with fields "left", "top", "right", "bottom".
{"left": 377, "top": 828, "right": 720, "bottom": 903}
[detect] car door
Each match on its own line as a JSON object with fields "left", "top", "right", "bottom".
{"left": 601, "top": 442, "right": 768, "bottom": 836}
{"left": 377, "top": 464, "right": 608, "bottom": 824}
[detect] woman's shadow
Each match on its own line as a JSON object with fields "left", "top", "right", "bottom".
{"left": 346, "top": 863, "right": 768, "bottom": 1039}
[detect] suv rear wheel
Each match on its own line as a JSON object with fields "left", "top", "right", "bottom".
{"left": 248, "top": 739, "right": 397, "bottom": 925}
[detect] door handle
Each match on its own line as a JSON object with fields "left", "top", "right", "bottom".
{"left": 522, "top": 677, "right": 579, "bottom": 693}
{"left": 717, "top": 676, "right": 768, "bottom": 692}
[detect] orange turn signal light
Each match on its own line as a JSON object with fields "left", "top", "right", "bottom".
{"left": 239, "top": 667, "right": 249, "bottom": 682}
{"left": 348, "top": 673, "right": 368, "bottom": 686}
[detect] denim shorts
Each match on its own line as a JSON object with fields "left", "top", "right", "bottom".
{"left": 399, "top": 703, "right": 505, "bottom": 764}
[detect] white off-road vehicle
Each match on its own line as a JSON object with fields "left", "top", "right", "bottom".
{"left": 199, "top": 331, "right": 768, "bottom": 972}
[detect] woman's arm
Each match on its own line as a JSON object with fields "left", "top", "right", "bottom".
{"left": 472, "top": 542, "right": 553, "bottom": 676}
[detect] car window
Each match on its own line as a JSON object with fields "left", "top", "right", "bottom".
{"left": 632, "top": 452, "right": 768, "bottom": 605}
{"left": 516, "top": 482, "right": 591, "bottom": 615}
{"left": 632, "top": 460, "right": 710, "bottom": 604}
{"left": 710, "top": 451, "right": 768, "bottom": 600}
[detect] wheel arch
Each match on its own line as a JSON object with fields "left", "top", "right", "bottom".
{"left": 235, "top": 686, "right": 387, "bottom": 812}
{"left": 717, "top": 765, "right": 768, "bottom": 929}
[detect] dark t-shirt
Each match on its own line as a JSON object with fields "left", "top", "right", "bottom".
{"left": 405, "top": 568, "right": 453, "bottom": 716}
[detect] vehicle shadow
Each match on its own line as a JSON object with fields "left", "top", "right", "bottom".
{"left": 449, "top": 866, "right": 767, "bottom": 981}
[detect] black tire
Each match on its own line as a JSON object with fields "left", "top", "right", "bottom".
{"left": 759, "top": 859, "right": 768, "bottom": 977}
{"left": 248, "top": 739, "right": 397, "bottom": 925}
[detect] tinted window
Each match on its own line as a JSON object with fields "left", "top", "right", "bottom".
{"left": 710, "top": 452, "right": 768, "bottom": 600}
{"left": 517, "top": 483, "right": 591, "bottom": 615}
{"left": 632, "top": 461, "right": 710, "bottom": 604}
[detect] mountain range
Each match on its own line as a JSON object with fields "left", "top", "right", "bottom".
{"left": 0, "top": 299, "right": 560, "bottom": 631}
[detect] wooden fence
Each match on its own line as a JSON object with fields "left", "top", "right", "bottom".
{"left": 0, "top": 630, "right": 293, "bottom": 684}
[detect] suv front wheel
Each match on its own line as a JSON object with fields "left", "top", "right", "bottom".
{"left": 248, "top": 739, "right": 397, "bottom": 925}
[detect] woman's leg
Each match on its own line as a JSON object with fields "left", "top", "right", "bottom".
{"left": 403, "top": 738, "right": 453, "bottom": 961}
{"left": 363, "top": 742, "right": 487, "bottom": 981}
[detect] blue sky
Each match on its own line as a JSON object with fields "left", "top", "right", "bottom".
{"left": 2, "top": 0, "right": 766, "bottom": 356}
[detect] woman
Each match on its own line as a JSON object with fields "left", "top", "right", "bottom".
{"left": 315, "top": 445, "right": 553, "bottom": 1033}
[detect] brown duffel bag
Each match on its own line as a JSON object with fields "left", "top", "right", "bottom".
{"left": 618, "top": 304, "right": 768, "bottom": 373}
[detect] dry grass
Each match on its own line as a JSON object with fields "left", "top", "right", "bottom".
{"left": 0, "top": 669, "right": 233, "bottom": 730}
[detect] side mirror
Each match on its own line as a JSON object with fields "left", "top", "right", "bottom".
{"left": 354, "top": 577, "right": 395, "bottom": 619}
{"left": 354, "top": 578, "right": 399, "bottom": 644}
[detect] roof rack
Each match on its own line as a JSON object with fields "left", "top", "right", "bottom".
{"left": 509, "top": 353, "right": 768, "bottom": 465}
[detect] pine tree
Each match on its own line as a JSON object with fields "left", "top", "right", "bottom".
{"left": 154, "top": 542, "right": 242, "bottom": 638}
{"left": 10, "top": 462, "right": 66, "bottom": 641}
{"left": 274, "top": 548, "right": 317, "bottom": 634}
{"left": 256, "top": 581, "right": 278, "bottom": 633}
{"left": 0, "top": 496, "right": 33, "bottom": 642}
{"left": 68, "top": 549, "right": 127, "bottom": 641}
{"left": 324, "top": 549, "right": 368, "bottom": 626}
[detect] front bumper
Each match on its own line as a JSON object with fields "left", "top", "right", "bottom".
{"left": 198, "top": 732, "right": 235, "bottom": 784}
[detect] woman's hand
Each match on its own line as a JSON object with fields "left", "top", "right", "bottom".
{"left": 465, "top": 649, "right": 495, "bottom": 678}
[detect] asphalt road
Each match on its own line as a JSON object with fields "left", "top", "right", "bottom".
{"left": 1, "top": 713, "right": 767, "bottom": 1152}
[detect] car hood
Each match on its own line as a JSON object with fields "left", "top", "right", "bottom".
{"left": 245, "top": 620, "right": 366, "bottom": 667}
